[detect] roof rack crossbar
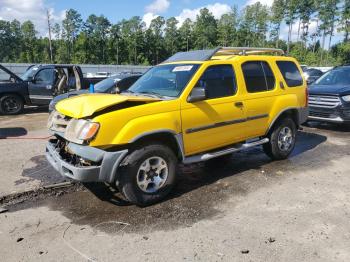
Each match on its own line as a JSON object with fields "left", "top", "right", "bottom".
{"left": 218, "top": 47, "right": 285, "bottom": 56}
{"left": 161, "top": 47, "right": 284, "bottom": 63}
{"left": 213, "top": 47, "right": 285, "bottom": 57}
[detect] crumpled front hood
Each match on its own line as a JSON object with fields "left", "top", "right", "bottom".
{"left": 55, "top": 93, "right": 160, "bottom": 118}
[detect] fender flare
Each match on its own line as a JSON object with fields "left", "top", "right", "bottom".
{"left": 266, "top": 107, "right": 300, "bottom": 135}
{"left": 129, "top": 129, "right": 185, "bottom": 160}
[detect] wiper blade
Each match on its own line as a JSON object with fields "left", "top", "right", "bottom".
{"left": 137, "top": 91, "right": 163, "bottom": 98}
{"left": 120, "top": 90, "right": 135, "bottom": 95}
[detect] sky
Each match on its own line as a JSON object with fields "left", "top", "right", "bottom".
{"left": 0, "top": 0, "right": 343, "bottom": 45}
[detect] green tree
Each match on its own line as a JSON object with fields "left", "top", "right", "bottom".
{"left": 339, "top": 0, "right": 350, "bottom": 42}
{"left": 20, "top": 21, "right": 37, "bottom": 62}
{"left": 62, "top": 9, "right": 82, "bottom": 62}
{"left": 120, "top": 16, "right": 145, "bottom": 64}
{"left": 285, "top": 0, "right": 299, "bottom": 53}
{"left": 270, "top": 0, "right": 285, "bottom": 47}
{"left": 164, "top": 17, "right": 179, "bottom": 56}
{"left": 298, "top": 0, "right": 316, "bottom": 46}
{"left": 217, "top": 7, "right": 238, "bottom": 47}
{"left": 178, "top": 18, "right": 194, "bottom": 51}
{"left": 193, "top": 8, "right": 218, "bottom": 49}
{"left": 318, "top": 0, "right": 340, "bottom": 63}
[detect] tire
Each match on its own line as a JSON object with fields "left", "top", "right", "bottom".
{"left": 263, "top": 117, "right": 296, "bottom": 160}
{"left": 0, "top": 94, "right": 24, "bottom": 115}
{"left": 117, "top": 143, "right": 178, "bottom": 206}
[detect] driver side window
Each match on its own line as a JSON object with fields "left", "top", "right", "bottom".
{"left": 195, "top": 65, "right": 236, "bottom": 100}
{"left": 35, "top": 69, "right": 54, "bottom": 84}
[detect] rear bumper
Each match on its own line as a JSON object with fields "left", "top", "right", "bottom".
{"left": 45, "top": 140, "right": 128, "bottom": 183}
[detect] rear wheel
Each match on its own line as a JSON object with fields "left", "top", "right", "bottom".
{"left": 263, "top": 117, "right": 296, "bottom": 160}
{"left": 0, "top": 94, "right": 24, "bottom": 115}
{"left": 117, "top": 143, "right": 178, "bottom": 206}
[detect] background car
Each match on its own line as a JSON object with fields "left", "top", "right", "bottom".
{"left": 308, "top": 65, "right": 350, "bottom": 124}
{"left": 303, "top": 68, "right": 324, "bottom": 84}
{"left": 49, "top": 73, "right": 141, "bottom": 112}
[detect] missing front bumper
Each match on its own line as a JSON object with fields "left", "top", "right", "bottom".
{"left": 45, "top": 140, "right": 128, "bottom": 183}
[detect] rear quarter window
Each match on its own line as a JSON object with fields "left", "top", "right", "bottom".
{"left": 276, "top": 61, "right": 303, "bottom": 87}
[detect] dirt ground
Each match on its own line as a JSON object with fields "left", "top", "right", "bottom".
{"left": 0, "top": 110, "right": 350, "bottom": 262}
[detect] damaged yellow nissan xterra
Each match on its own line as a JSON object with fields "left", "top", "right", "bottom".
{"left": 46, "top": 47, "right": 308, "bottom": 205}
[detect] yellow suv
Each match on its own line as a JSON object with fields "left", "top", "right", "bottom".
{"left": 46, "top": 47, "right": 308, "bottom": 205}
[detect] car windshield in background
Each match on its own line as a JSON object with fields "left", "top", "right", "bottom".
{"left": 315, "top": 67, "right": 350, "bottom": 86}
{"left": 21, "top": 66, "right": 39, "bottom": 81}
{"left": 127, "top": 64, "right": 200, "bottom": 98}
{"left": 94, "top": 77, "right": 120, "bottom": 92}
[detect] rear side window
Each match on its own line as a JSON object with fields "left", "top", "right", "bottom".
{"left": 196, "top": 64, "right": 236, "bottom": 99}
{"left": 276, "top": 61, "right": 303, "bottom": 87}
{"left": 242, "top": 61, "right": 275, "bottom": 93}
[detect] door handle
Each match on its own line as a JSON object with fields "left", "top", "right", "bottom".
{"left": 235, "top": 101, "right": 244, "bottom": 108}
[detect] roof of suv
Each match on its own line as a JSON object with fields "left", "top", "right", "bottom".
{"left": 162, "top": 47, "right": 285, "bottom": 64}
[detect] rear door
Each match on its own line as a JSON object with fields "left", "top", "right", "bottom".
{"left": 181, "top": 64, "right": 247, "bottom": 156}
{"left": 28, "top": 68, "right": 55, "bottom": 105}
{"left": 239, "top": 60, "right": 279, "bottom": 138}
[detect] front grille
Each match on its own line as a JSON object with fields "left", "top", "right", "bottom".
{"left": 309, "top": 95, "right": 341, "bottom": 108}
{"left": 48, "top": 111, "right": 71, "bottom": 133}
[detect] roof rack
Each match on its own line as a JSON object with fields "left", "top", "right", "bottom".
{"left": 213, "top": 47, "right": 285, "bottom": 57}
{"left": 162, "top": 47, "right": 284, "bottom": 63}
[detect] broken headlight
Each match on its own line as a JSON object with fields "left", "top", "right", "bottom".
{"left": 64, "top": 119, "right": 100, "bottom": 144}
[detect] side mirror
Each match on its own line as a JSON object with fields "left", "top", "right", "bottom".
{"left": 187, "top": 87, "right": 206, "bottom": 103}
{"left": 27, "top": 76, "right": 34, "bottom": 83}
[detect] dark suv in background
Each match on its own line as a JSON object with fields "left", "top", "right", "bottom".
{"left": 48, "top": 73, "right": 141, "bottom": 112}
{"left": 308, "top": 65, "right": 350, "bottom": 124}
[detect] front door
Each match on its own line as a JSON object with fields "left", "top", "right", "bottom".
{"left": 28, "top": 68, "right": 55, "bottom": 105}
{"left": 181, "top": 64, "right": 246, "bottom": 156}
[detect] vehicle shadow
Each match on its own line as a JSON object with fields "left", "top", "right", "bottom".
{"left": 304, "top": 121, "right": 350, "bottom": 132}
{"left": 22, "top": 106, "right": 48, "bottom": 115}
{"left": 84, "top": 130, "right": 327, "bottom": 207}
{"left": 0, "top": 127, "right": 27, "bottom": 139}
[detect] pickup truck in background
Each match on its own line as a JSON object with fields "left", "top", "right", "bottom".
{"left": 0, "top": 64, "right": 106, "bottom": 115}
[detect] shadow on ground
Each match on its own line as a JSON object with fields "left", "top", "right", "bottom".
{"left": 304, "top": 121, "right": 350, "bottom": 133}
{"left": 0, "top": 127, "right": 27, "bottom": 139}
{"left": 16, "top": 155, "right": 67, "bottom": 186}
{"left": 22, "top": 106, "right": 49, "bottom": 115}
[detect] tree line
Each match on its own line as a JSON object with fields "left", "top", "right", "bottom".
{"left": 1, "top": 0, "right": 350, "bottom": 66}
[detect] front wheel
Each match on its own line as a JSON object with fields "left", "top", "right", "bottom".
{"left": 263, "top": 117, "right": 296, "bottom": 160}
{"left": 0, "top": 94, "right": 24, "bottom": 115}
{"left": 117, "top": 143, "right": 178, "bottom": 206}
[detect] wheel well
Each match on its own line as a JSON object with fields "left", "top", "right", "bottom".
{"left": 267, "top": 109, "right": 299, "bottom": 135}
{"left": 0, "top": 92, "right": 25, "bottom": 103}
{"left": 130, "top": 132, "right": 183, "bottom": 160}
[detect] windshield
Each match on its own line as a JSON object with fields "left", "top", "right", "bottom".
{"left": 128, "top": 64, "right": 200, "bottom": 97}
{"left": 314, "top": 67, "right": 350, "bottom": 86}
{"left": 94, "top": 77, "right": 120, "bottom": 92}
{"left": 21, "top": 66, "right": 39, "bottom": 81}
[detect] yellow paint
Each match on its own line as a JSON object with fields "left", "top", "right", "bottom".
{"left": 54, "top": 54, "right": 307, "bottom": 156}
